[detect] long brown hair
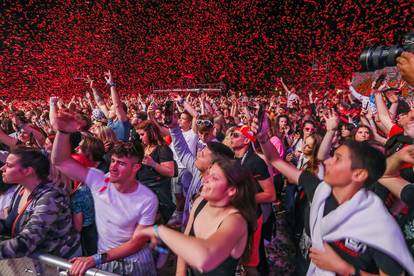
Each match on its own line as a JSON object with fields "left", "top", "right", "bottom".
{"left": 304, "top": 133, "right": 323, "bottom": 175}
{"left": 136, "top": 120, "right": 165, "bottom": 146}
{"left": 211, "top": 157, "right": 257, "bottom": 262}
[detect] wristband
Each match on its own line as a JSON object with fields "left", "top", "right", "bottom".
{"left": 92, "top": 253, "right": 107, "bottom": 266}
{"left": 92, "top": 254, "right": 102, "bottom": 266}
{"left": 153, "top": 224, "right": 161, "bottom": 240}
{"left": 108, "top": 82, "right": 117, "bottom": 87}
{"left": 178, "top": 98, "right": 185, "bottom": 105}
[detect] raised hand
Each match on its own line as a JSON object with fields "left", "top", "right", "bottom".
{"left": 85, "top": 75, "right": 96, "bottom": 89}
{"left": 52, "top": 112, "right": 82, "bottom": 133}
{"left": 104, "top": 70, "right": 114, "bottom": 85}
{"left": 49, "top": 96, "right": 59, "bottom": 106}
{"left": 322, "top": 109, "right": 339, "bottom": 131}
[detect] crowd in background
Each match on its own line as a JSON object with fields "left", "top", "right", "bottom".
{"left": 0, "top": 53, "right": 412, "bottom": 275}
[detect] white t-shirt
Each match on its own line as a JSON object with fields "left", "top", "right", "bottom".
{"left": 85, "top": 168, "right": 158, "bottom": 252}
{"left": 170, "top": 129, "right": 198, "bottom": 169}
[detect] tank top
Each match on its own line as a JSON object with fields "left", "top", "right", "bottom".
{"left": 188, "top": 200, "right": 240, "bottom": 276}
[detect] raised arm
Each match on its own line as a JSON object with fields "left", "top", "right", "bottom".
{"left": 86, "top": 75, "right": 109, "bottom": 118}
{"left": 51, "top": 113, "right": 89, "bottom": 182}
{"left": 279, "top": 77, "right": 291, "bottom": 96}
{"left": 104, "top": 71, "right": 128, "bottom": 122}
{"left": 173, "top": 94, "right": 199, "bottom": 132}
{"left": 253, "top": 115, "right": 301, "bottom": 184}
{"left": 373, "top": 79, "right": 394, "bottom": 133}
{"left": 0, "top": 128, "right": 18, "bottom": 149}
{"left": 317, "top": 110, "right": 338, "bottom": 161}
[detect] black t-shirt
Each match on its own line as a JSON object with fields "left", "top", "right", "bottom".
{"left": 136, "top": 144, "right": 174, "bottom": 188}
{"left": 236, "top": 149, "right": 270, "bottom": 216}
{"left": 236, "top": 149, "right": 270, "bottom": 185}
{"left": 299, "top": 171, "right": 403, "bottom": 274}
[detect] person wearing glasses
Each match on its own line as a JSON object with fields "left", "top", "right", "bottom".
{"left": 229, "top": 126, "right": 275, "bottom": 275}
{"left": 195, "top": 115, "right": 219, "bottom": 153}
{"left": 51, "top": 113, "right": 158, "bottom": 276}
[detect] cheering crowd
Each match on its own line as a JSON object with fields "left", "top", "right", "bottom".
{"left": 0, "top": 52, "right": 412, "bottom": 276}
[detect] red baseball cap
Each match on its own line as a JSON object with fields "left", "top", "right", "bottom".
{"left": 235, "top": 125, "right": 256, "bottom": 143}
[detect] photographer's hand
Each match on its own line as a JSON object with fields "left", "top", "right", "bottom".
{"left": 397, "top": 52, "right": 414, "bottom": 86}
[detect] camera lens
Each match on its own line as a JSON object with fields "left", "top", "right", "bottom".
{"left": 359, "top": 44, "right": 404, "bottom": 72}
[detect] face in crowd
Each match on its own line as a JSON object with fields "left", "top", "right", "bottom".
{"left": 302, "top": 122, "right": 316, "bottom": 139}
{"left": 354, "top": 126, "right": 371, "bottom": 142}
{"left": 178, "top": 113, "right": 192, "bottom": 131}
{"left": 229, "top": 129, "right": 249, "bottom": 151}
{"left": 200, "top": 162, "right": 236, "bottom": 205}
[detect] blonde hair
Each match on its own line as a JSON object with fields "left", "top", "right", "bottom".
{"left": 93, "top": 126, "right": 118, "bottom": 151}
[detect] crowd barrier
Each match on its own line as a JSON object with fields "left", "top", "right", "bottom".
{"left": 0, "top": 254, "right": 118, "bottom": 276}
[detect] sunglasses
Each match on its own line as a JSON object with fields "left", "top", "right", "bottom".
{"left": 196, "top": 119, "right": 213, "bottom": 127}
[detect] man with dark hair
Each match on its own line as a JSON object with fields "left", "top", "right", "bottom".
{"left": 256, "top": 117, "right": 414, "bottom": 275}
{"left": 0, "top": 146, "right": 80, "bottom": 260}
{"left": 51, "top": 114, "right": 158, "bottom": 276}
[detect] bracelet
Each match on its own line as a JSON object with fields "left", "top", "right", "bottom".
{"left": 58, "top": 130, "right": 71, "bottom": 135}
{"left": 92, "top": 254, "right": 102, "bottom": 266}
{"left": 153, "top": 224, "right": 161, "bottom": 240}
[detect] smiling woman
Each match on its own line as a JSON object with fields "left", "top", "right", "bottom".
{"left": 133, "top": 157, "right": 257, "bottom": 276}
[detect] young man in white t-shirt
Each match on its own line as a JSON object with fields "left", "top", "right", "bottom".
{"left": 51, "top": 113, "right": 158, "bottom": 276}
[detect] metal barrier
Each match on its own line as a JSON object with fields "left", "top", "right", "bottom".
{"left": 0, "top": 254, "right": 119, "bottom": 276}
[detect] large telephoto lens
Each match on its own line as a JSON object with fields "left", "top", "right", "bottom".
{"left": 359, "top": 44, "right": 404, "bottom": 72}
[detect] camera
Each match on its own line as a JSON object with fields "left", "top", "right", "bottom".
{"left": 359, "top": 32, "right": 414, "bottom": 72}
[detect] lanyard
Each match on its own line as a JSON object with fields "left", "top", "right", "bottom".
{"left": 11, "top": 188, "right": 33, "bottom": 238}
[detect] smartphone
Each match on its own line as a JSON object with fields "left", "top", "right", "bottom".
{"left": 164, "top": 100, "right": 174, "bottom": 125}
{"left": 256, "top": 105, "right": 265, "bottom": 133}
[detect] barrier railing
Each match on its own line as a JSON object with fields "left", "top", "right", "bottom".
{"left": 0, "top": 254, "right": 119, "bottom": 276}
